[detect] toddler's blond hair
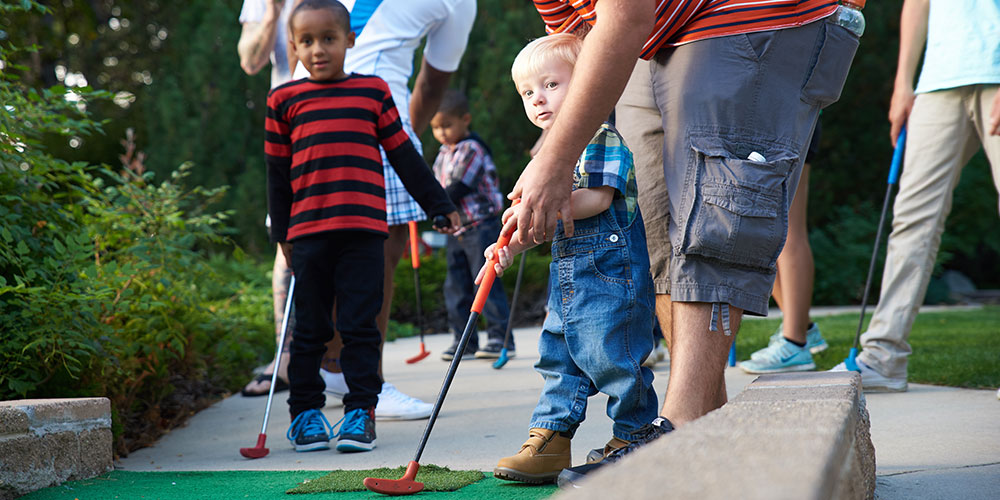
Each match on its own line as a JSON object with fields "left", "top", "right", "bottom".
{"left": 511, "top": 33, "right": 582, "bottom": 87}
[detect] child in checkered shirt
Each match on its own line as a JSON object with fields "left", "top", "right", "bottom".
{"left": 481, "top": 33, "right": 667, "bottom": 485}
{"left": 429, "top": 89, "right": 513, "bottom": 361}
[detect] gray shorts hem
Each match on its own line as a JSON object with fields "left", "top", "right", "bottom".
{"left": 653, "top": 279, "right": 671, "bottom": 295}
{"left": 668, "top": 283, "right": 769, "bottom": 318}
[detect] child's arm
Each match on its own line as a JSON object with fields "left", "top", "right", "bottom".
{"left": 570, "top": 185, "right": 615, "bottom": 220}
{"left": 474, "top": 204, "right": 536, "bottom": 282}
{"left": 477, "top": 185, "right": 613, "bottom": 281}
{"left": 265, "top": 89, "right": 293, "bottom": 244}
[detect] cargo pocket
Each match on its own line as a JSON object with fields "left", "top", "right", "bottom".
{"left": 680, "top": 134, "right": 797, "bottom": 270}
{"left": 801, "top": 21, "right": 859, "bottom": 108}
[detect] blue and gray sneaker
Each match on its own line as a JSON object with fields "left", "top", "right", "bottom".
{"left": 557, "top": 417, "right": 674, "bottom": 489}
{"left": 757, "top": 322, "right": 827, "bottom": 359}
{"left": 739, "top": 336, "right": 815, "bottom": 374}
{"left": 286, "top": 408, "right": 333, "bottom": 452}
{"left": 334, "top": 407, "right": 376, "bottom": 452}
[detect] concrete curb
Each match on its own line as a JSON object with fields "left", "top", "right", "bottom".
{"left": 557, "top": 372, "right": 875, "bottom": 500}
{"left": 0, "top": 398, "right": 113, "bottom": 499}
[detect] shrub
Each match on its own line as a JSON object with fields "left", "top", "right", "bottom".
{"left": 0, "top": 7, "right": 273, "bottom": 455}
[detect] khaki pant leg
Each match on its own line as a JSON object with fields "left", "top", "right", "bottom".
{"left": 973, "top": 85, "right": 1000, "bottom": 203}
{"left": 616, "top": 59, "right": 671, "bottom": 294}
{"left": 859, "top": 87, "right": 984, "bottom": 378}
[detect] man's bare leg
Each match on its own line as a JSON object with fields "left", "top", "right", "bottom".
{"left": 655, "top": 293, "right": 673, "bottom": 352}
{"left": 772, "top": 163, "right": 813, "bottom": 344}
{"left": 660, "top": 301, "right": 742, "bottom": 426}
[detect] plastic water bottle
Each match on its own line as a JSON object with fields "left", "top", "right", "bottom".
{"left": 830, "top": 0, "right": 866, "bottom": 37}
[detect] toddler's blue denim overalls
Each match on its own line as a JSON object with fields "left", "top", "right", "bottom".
{"left": 529, "top": 207, "right": 658, "bottom": 442}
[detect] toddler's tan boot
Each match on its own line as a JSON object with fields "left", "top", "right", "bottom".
{"left": 493, "top": 428, "right": 571, "bottom": 484}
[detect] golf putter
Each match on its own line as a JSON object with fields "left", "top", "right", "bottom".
{"left": 405, "top": 220, "right": 430, "bottom": 364}
{"left": 240, "top": 275, "right": 296, "bottom": 459}
{"left": 845, "top": 126, "right": 907, "bottom": 371}
{"left": 494, "top": 252, "right": 526, "bottom": 369}
{"left": 364, "top": 203, "right": 518, "bottom": 495}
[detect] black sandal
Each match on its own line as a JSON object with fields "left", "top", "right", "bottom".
{"left": 240, "top": 373, "right": 289, "bottom": 397}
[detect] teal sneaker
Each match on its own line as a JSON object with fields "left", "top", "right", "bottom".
{"left": 739, "top": 337, "right": 815, "bottom": 374}
{"left": 333, "top": 407, "right": 376, "bottom": 452}
{"left": 758, "top": 322, "right": 828, "bottom": 359}
{"left": 286, "top": 408, "right": 333, "bottom": 452}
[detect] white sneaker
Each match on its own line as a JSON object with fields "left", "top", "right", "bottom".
{"left": 321, "top": 368, "right": 348, "bottom": 399}
{"left": 376, "top": 382, "right": 433, "bottom": 421}
{"left": 830, "top": 358, "right": 907, "bottom": 392}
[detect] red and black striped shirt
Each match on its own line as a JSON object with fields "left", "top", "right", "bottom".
{"left": 534, "top": 0, "right": 839, "bottom": 60}
{"left": 265, "top": 74, "right": 453, "bottom": 242}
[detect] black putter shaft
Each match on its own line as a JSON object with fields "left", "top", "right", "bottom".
{"left": 494, "top": 253, "right": 526, "bottom": 369}
{"left": 846, "top": 126, "right": 907, "bottom": 369}
{"left": 411, "top": 214, "right": 513, "bottom": 462}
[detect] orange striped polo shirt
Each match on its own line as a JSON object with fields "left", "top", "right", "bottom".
{"left": 534, "top": 0, "right": 840, "bottom": 60}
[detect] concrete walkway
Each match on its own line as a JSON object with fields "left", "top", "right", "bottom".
{"left": 118, "top": 319, "right": 1000, "bottom": 499}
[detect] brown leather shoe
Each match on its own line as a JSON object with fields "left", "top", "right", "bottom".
{"left": 585, "top": 436, "right": 631, "bottom": 464}
{"left": 494, "top": 428, "right": 571, "bottom": 484}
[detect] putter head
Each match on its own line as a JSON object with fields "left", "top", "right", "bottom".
{"left": 492, "top": 348, "right": 509, "bottom": 369}
{"left": 364, "top": 461, "right": 424, "bottom": 495}
{"left": 843, "top": 348, "right": 861, "bottom": 372}
{"left": 405, "top": 347, "right": 430, "bottom": 364}
{"left": 240, "top": 434, "right": 269, "bottom": 459}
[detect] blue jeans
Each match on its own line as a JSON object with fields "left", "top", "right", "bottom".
{"left": 530, "top": 209, "right": 658, "bottom": 442}
{"left": 444, "top": 216, "right": 511, "bottom": 349}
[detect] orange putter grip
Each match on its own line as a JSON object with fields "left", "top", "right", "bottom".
{"left": 471, "top": 200, "right": 519, "bottom": 314}
{"left": 408, "top": 220, "right": 420, "bottom": 269}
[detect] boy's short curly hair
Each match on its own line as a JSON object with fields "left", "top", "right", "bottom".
{"left": 510, "top": 33, "right": 582, "bottom": 86}
{"left": 289, "top": 0, "right": 351, "bottom": 37}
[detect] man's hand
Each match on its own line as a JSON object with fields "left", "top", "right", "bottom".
{"left": 989, "top": 88, "right": 1000, "bottom": 136}
{"left": 888, "top": 85, "right": 915, "bottom": 146}
{"left": 508, "top": 151, "right": 575, "bottom": 245}
{"left": 279, "top": 242, "right": 293, "bottom": 269}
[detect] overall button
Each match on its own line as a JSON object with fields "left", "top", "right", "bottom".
{"left": 608, "top": 234, "right": 619, "bottom": 243}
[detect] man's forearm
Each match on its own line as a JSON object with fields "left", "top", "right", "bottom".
{"left": 535, "top": 0, "right": 654, "bottom": 171}
{"left": 894, "top": 0, "right": 929, "bottom": 90}
{"left": 410, "top": 60, "right": 453, "bottom": 135}
{"left": 238, "top": 11, "right": 281, "bottom": 76}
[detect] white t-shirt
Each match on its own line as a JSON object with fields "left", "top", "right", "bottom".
{"left": 239, "top": 0, "right": 297, "bottom": 89}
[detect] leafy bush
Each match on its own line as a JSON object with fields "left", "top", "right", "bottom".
{"left": 0, "top": 6, "right": 272, "bottom": 455}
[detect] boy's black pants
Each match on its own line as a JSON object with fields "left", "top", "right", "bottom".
{"left": 287, "top": 231, "right": 384, "bottom": 418}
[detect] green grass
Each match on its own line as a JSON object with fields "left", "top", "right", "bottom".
{"left": 735, "top": 305, "right": 1000, "bottom": 389}
{"left": 287, "top": 465, "right": 483, "bottom": 493}
{"left": 22, "top": 471, "right": 558, "bottom": 499}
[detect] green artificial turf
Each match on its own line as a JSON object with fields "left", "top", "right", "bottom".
{"left": 21, "top": 470, "right": 558, "bottom": 499}
{"left": 287, "top": 465, "right": 482, "bottom": 493}
{"left": 735, "top": 305, "right": 1000, "bottom": 388}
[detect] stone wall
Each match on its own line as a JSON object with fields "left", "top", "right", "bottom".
{"left": 0, "top": 398, "right": 113, "bottom": 499}
{"left": 558, "top": 371, "right": 875, "bottom": 500}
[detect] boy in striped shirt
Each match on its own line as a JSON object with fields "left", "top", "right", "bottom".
{"left": 265, "top": 0, "right": 458, "bottom": 454}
